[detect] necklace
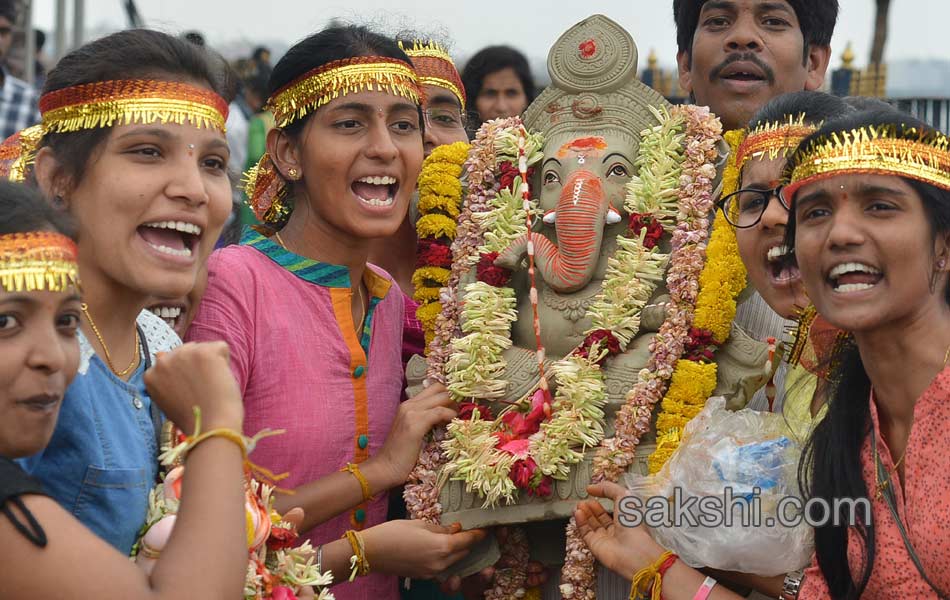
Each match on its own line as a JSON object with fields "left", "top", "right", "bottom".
{"left": 274, "top": 230, "right": 289, "bottom": 251}
{"left": 81, "top": 303, "right": 139, "bottom": 377}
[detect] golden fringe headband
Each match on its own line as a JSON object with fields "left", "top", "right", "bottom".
{"left": 40, "top": 79, "right": 229, "bottom": 133}
{"left": 400, "top": 40, "right": 466, "bottom": 108}
{"left": 2, "top": 80, "right": 229, "bottom": 184}
{"left": 266, "top": 56, "right": 422, "bottom": 128}
{"left": 0, "top": 232, "right": 80, "bottom": 293}
{"left": 785, "top": 123, "right": 950, "bottom": 200}
{"left": 735, "top": 114, "right": 817, "bottom": 171}
{"left": 247, "top": 56, "right": 423, "bottom": 225}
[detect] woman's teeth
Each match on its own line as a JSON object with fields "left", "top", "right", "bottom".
{"left": 836, "top": 283, "right": 876, "bottom": 293}
{"left": 151, "top": 305, "right": 182, "bottom": 328}
{"left": 766, "top": 245, "right": 791, "bottom": 262}
{"left": 150, "top": 244, "right": 193, "bottom": 257}
{"left": 144, "top": 221, "right": 203, "bottom": 236}
{"left": 829, "top": 262, "right": 882, "bottom": 292}
{"left": 357, "top": 175, "right": 396, "bottom": 186}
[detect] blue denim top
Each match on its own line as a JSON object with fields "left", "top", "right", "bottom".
{"left": 19, "top": 349, "right": 159, "bottom": 555}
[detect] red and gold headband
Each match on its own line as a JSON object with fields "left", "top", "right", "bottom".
{"left": 400, "top": 40, "right": 466, "bottom": 108}
{"left": 0, "top": 232, "right": 80, "bottom": 293}
{"left": 2, "top": 80, "right": 229, "bottom": 184}
{"left": 39, "top": 79, "right": 229, "bottom": 133}
{"left": 785, "top": 123, "right": 950, "bottom": 200}
{"left": 735, "top": 114, "right": 817, "bottom": 171}
{"left": 247, "top": 56, "right": 423, "bottom": 225}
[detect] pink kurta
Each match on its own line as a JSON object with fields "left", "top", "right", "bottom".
{"left": 187, "top": 229, "right": 403, "bottom": 600}
{"left": 799, "top": 368, "right": 950, "bottom": 598}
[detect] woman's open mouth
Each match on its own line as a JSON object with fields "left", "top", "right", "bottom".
{"left": 351, "top": 175, "right": 398, "bottom": 209}
{"left": 827, "top": 261, "right": 883, "bottom": 294}
{"left": 765, "top": 245, "right": 800, "bottom": 285}
{"left": 138, "top": 220, "right": 202, "bottom": 260}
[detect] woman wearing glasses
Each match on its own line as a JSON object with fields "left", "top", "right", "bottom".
{"left": 369, "top": 39, "right": 472, "bottom": 362}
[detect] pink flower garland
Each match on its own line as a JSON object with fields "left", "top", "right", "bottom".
{"left": 405, "top": 118, "right": 523, "bottom": 524}
{"left": 559, "top": 105, "right": 722, "bottom": 599}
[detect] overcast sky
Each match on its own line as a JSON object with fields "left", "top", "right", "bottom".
{"left": 30, "top": 0, "right": 945, "bottom": 70}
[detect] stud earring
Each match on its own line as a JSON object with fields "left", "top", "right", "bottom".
{"left": 940, "top": 259, "right": 947, "bottom": 269}
{"left": 288, "top": 168, "right": 299, "bottom": 180}
{"left": 51, "top": 195, "right": 65, "bottom": 208}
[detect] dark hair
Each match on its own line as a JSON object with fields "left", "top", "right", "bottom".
{"left": 673, "top": 0, "right": 839, "bottom": 56}
{"left": 841, "top": 96, "right": 897, "bottom": 113}
{"left": 0, "top": 181, "right": 76, "bottom": 239}
{"left": 461, "top": 45, "right": 535, "bottom": 109}
{"left": 265, "top": 25, "right": 420, "bottom": 229}
{"left": 0, "top": 0, "right": 16, "bottom": 24}
{"left": 748, "top": 90, "right": 850, "bottom": 131}
{"left": 39, "top": 29, "right": 230, "bottom": 193}
{"left": 268, "top": 25, "right": 414, "bottom": 137}
{"left": 785, "top": 110, "right": 950, "bottom": 598}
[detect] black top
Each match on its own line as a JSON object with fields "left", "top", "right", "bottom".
{"left": 0, "top": 456, "right": 48, "bottom": 547}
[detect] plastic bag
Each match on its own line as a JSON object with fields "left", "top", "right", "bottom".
{"left": 624, "top": 397, "right": 813, "bottom": 576}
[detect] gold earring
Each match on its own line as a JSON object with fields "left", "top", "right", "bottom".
{"left": 288, "top": 168, "right": 299, "bottom": 180}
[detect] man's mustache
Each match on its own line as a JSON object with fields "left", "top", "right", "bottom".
{"left": 710, "top": 53, "right": 776, "bottom": 85}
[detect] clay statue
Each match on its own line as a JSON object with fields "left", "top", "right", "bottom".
{"left": 405, "top": 14, "right": 771, "bottom": 571}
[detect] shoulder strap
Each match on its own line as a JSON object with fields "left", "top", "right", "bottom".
{"left": 872, "top": 426, "right": 950, "bottom": 599}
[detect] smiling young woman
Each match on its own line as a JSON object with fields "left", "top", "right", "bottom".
{"left": 783, "top": 111, "right": 950, "bottom": 598}
{"left": 0, "top": 182, "right": 248, "bottom": 600}
{"left": 12, "top": 29, "right": 233, "bottom": 555}
{"left": 186, "top": 25, "right": 484, "bottom": 599}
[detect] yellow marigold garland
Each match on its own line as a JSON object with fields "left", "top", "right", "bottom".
{"left": 647, "top": 129, "right": 747, "bottom": 474}
{"left": 413, "top": 141, "right": 470, "bottom": 351}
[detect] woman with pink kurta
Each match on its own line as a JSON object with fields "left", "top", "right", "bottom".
{"left": 187, "top": 25, "right": 484, "bottom": 600}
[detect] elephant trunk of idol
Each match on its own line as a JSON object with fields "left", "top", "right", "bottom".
{"left": 496, "top": 170, "right": 615, "bottom": 294}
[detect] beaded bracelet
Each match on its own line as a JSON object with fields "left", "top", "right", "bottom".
{"left": 341, "top": 462, "right": 372, "bottom": 502}
{"left": 342, "top": 529, "right": 370, "bottom": 581}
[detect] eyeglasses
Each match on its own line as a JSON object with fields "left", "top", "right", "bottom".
{"left": 424, "top": 107, "right": 474, "bottom": 131}
{"left": 719, "top": 186, "right": 790, "bottom": 228}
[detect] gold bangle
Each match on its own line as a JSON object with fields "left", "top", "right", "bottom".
{"left": 342, "top": 529, "right": 370, "bottom": 580}
{"left": 341, "top": 462, "right": 372, "bottom": 502}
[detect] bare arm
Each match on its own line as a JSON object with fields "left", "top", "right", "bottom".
{"left": 0, "top": 436, "right": 245, "bottom": 600}
{"left": 0, "top": 342, "right": 250, "bottom": 600}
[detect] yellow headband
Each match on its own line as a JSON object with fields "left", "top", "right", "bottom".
{"left": 247, "top": 56, "right": 423, "bottom": 225}
{"left": 400, "top": 40, "right": 466, "bottom": 108}
{"left": 785, "top": 123, "right": 950, "bottom": 200}
{"left": 0, "top": 232, "right": 80, "bottom": 293}
{"left": 735, "top": 114, "right": 817, "bottom": 171}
